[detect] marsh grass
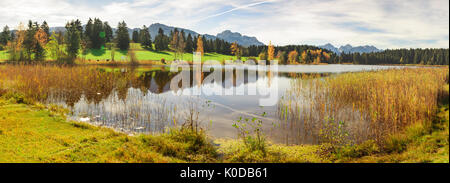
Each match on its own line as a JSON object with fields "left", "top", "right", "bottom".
{"left": 278, "top": 68, "right": 449, "bottom": 146}
{"left": 0, "top": 64, "right": 184, "bottom": 134}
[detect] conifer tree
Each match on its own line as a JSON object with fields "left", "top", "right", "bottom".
{"left": 185, "top": 33, "right": 193, "bottom": 53}
{"left": 116, "top": 21, "right": 130, "bottom": 51}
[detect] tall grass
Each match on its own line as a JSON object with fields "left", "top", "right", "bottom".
{"left": 278, "top": 68, "right": 449, "bottom": 145}
{"left": 0, "top": 64, "right": 218, "bottom": 135}
{"left": 0, "top": 64, "right": 182, "bottom": 134}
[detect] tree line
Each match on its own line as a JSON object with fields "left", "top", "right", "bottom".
{"left": 330, "top": 48, "right": 449, "bottom": 65}
{"left": 240, "top": 45, "right": 449, "bottom": 65}
{"left": 240, "top": 44, "right": 333, "bottom": 64}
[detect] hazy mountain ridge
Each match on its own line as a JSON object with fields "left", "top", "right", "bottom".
{"left": 148, "top": 23, "right": 264, "bottom": 46}
{"left": 319, "top": 43, "right": 381, "bottom": 54}
{"left": 216, "top": 30, "right": 264, "bottom": 46}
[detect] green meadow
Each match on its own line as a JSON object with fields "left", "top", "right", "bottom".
{"left": 0, "top": 43, "right": 247, "bottom": 63}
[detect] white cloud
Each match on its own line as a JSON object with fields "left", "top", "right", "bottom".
{"left": 0, "top": 0, "right": 448, "bottom": 48}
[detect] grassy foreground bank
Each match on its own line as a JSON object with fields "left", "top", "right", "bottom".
{"left": 0, "top": 98, "right": 328, "bottom": 163}
{"left": 0, "top": 66, "right": 448, "bottom": 163}
{"left": 0, "top": 90, "right": 448, "bottom": 163}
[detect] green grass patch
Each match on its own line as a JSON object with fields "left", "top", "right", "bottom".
{"left": 215, "top": 139, "right": 330, "bottom": 163}
{"left": 0, "top": 50, "right": 9, "bottom": 60}
{"left": 0, "top": 42, "right": 247, "bottom": 63}
{"left": 0, "top": 98, "right": 217, "bottom": 163}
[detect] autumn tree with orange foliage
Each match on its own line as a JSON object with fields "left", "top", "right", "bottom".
{"left": 7, "top": 22, "right": 26, "bottom": 61}
{"left": 288, "top": 50, "right": 299, "bottom": 64}
{"left": 230, "top": 42, "right": 241, "bottom": 59}
{"left": 301, "top": 51, "right": 307, "bottom": 63}
{"left": 322, "top": 51, "right": 330, "bottom": 61}
{"left": 196, "top": 35, "right": 204, "bottom": 56}
{"left": 33, "top": 28, "right": 48, "bottom": 61}
{"left": 34, "top": 29, "right": 48, "bottom": 48}
{"left": 267, "top": 41, "right": 275, "bottom": 61}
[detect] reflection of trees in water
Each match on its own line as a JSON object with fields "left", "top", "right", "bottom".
{"left": 39, "top": 66, "right": 291, "bottom": 109}
{"left": 154, "top": 71, "right": 177, "bottom": 93}
{"left": 279, "top": 72, "right": 331, "bottom": 79}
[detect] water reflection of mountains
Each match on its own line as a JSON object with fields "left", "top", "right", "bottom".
{"left": 136, "top": 69, "right": 329, "bottom": 94}
{"left": 53, "top": 67, "right": 329, "bottom": 106}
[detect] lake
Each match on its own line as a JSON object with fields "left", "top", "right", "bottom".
{"left": 43, "top": 64, "right": 415, "bottom": 144}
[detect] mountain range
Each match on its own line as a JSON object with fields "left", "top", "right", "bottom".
{"left": 50, "top": 23, "right": 265, "bottom": 47}
{"left": 319, "top": 43, "right": 381, "bottom": 54}
{"left": 147, "top": 23, "right": 265, "bottom": 47}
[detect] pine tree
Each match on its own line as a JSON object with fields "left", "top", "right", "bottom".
{"left": 65, "top": 20, "right": 81, "bottom": 62}
{"left": 10, "top": 31, "right": 15, "bottom": 42}
{"left": 155, "top": 28, "right": 168, "bottom": 51}
{"left": 74, "top": 19, "right": 83, "bottom": 39}
{"left": 41, "top": 21, "right": 50, "bottom": 41}
{"left": 103, "top": 21, "right": 113, "bottom": 43}
{"left": 201, "top": 36, "right": 207, "bottom": 52}
{"left": 92, "top": 18, "right": 105, "bottom": 49}
{"left": 22, "top": 21, "right": 46, "bottom": 61}
{"left": 132, "top": 30, "right": 139, "bottom": 43}
{"left": 185, "top": 33, "right": 193, "bottom": 53}
{"left": 84, "top": 18, "right": 93, "bottom": 47}
{"left": 139, "top": 25, "right": 152, "bottom": 50}
{"left": 193, "top": 35, "right": 198, "bottom": 51}
{"left": 0, "top": 25, "right": 11, "bottom": 45}
{"left": 116, "top": 21, "right": 130, "bottom": 51}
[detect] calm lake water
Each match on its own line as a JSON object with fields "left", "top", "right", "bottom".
{"left": 46, "top": 64, "right": 414, "bottom": 144}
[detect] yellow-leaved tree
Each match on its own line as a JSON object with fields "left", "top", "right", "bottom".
{"left": 267, "top": 41, "right": 275, "bottom": 61}
{"left": 288, "top": 50, "right": 298, "bottom": 64}
{"left": 196, "top": 35, "right": 204, "bottom": 56}
{"left": 230, "top": 42, "right": 241, "bottom": 59}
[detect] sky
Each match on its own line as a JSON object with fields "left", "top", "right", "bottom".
{"left": 0, "top": 0, "right": 448, "bottom": 49}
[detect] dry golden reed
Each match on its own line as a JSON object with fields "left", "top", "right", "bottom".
{"left": 0, "top": 64, "right": 142, "bottom": 105}
{"left": 278, "top": 68, "right": 449, "bottom": 145}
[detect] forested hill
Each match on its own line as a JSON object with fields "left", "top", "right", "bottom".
{"left": 329, "top": 48, "right": 449, "bottom": 65}
{"left": 242, "top": 45, "right": 449, "bottom": 65}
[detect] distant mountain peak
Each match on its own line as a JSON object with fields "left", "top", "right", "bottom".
{"left": 221, "top": 30, "right": 234, "bottom": 34}
{"left": 216, "top": 30, "right": 264, "bottom": 47}
{"left": 319, "top": 43, "right": 381, "bottom": 54}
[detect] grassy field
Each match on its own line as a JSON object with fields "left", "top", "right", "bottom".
{"left": 0, "top": 43, "right": 246, "bottom": 63}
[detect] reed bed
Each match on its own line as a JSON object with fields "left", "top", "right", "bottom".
{"left": 0, "top": 64, "right": 184, "bottom": 134}
{"left": 278, "top": 68, "right": 449, "bottom": 145}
